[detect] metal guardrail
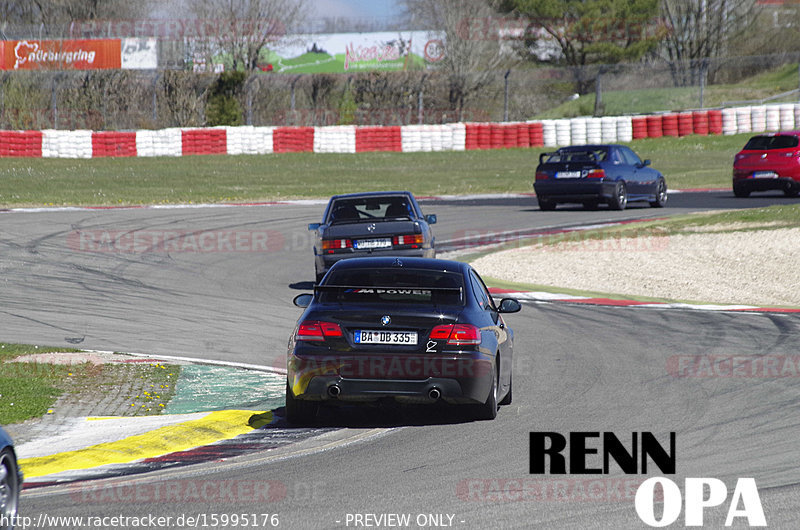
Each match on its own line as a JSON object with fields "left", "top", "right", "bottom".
{"left": 723, "top": 88, "right": 800, "bottom": 107}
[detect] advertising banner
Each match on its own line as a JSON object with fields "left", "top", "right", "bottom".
{"left": 1, "top": 39, "right": 121, "bottom": 70}
{"left": 259, "top": 31, "right": 444, "bottom": 74}
{"left": 121, "top": 38, "right": 158, "bottom": 69}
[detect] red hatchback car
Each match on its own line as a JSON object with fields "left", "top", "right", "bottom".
{"left": 733, "top": 132, "right": 800, "bottom": 197}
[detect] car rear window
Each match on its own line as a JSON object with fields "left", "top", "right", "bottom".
{"left": 743, "top": 135, "right": 799, "bottom": 150}
{"left": 328, "top": 197, "right": 412, "bottom": 223}
{"left": 546, "top": 148, "right": 607, "bottom": 163}
{"left": 319, "top": 268, "right": 464, "bottom": 306}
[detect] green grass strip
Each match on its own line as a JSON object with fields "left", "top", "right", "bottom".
{"left": 0, "top": 133, "right": 756, "bottom": 207}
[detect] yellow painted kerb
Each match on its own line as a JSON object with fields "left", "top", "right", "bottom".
{"left": 19, "top": 409, "right": 273, "bottom": 479}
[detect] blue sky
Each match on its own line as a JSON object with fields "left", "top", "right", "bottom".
{"left": 310, "top": 0, "right": 403, "bottom": 20}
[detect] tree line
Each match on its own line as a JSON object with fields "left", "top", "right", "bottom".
{"left": 2, "top": 0, "right": 800, "bottom": 126}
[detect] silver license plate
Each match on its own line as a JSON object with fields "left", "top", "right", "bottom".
{"left": 354, "top": 238, "right": 392, "bottom": 249}
{"left": 354, "top": 330, "right": 418, "bottom": 345}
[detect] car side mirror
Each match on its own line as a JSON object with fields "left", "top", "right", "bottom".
{"left": 425, "top": 214, "right": 437, "bottom": 225}
{"left": 293, "top": 293, "right": 313, "bottom": 308}
{"left": 497, "top": 298, "right": 521, "bottom": 314}
{"left": 308, "top": 223, "right": 320, "bottom": 231}
{"left": 642, "top": 159, "right": 651, "bottom": 167}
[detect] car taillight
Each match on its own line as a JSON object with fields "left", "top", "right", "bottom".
{"left": 429, "top": 325, "right": 452, "bottom": 340}
{"left": 449, "top": 324, "right": 481, "bottom": 344}
{"left": 535, "top": 171, "right": 549, "bottom": 181}
{"left": 584, "top": 168, "right": 605, "bottom": 178}
{"left": 393, "top": 234, "right": 424, "bottom": 246}
{"left": 321, "top": 239, "right": 352, "bottom": 251}
{"left": 429, "top": 324, "right": 481, "bottom": 345}
{"left": 297, "top": 320, "right": 343, "bottom": 341}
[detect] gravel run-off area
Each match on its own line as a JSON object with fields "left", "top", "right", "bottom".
{"left": 472, "top": 227, "right": 800, "bottom": 308}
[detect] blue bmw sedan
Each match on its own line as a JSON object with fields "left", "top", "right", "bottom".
{"left": 533, "top": 144, "right": 668, "bottom": 211}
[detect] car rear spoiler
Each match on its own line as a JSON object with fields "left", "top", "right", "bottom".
{"left": 539, "top": 150, "right": 598, "bottom": 165}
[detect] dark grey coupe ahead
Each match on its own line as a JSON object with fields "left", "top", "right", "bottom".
{"left": 308, "top": 191, "right": 437, "bottom": 283}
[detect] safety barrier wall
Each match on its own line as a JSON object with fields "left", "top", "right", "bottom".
{"left": 0, "top": 105, "right": 797, "bottom": 158}
{"left": 356, "top": 126, "right": 402, "bottom": 152}
{"left": 136, "top": 128, "right": 182, "bottom": 157}
{"left": 464, "top": 122, "right": 544, "bottom": 149}
{"left": 222, "top": 126, "right": 274, "bottom": 155}
{"left": 402, "top": 124, "right": 466, "bottom": 152}
{"left": 273, "top": 126, "right": 314, "bottom": 153}
{"left": 0, "top": 131, "right": 43, "bottom": 157}
{"left": 313, "top": 125, "right": 356, "bottom": 154}
{"left": 42, "top": 129, "right": 93, "bottom": 158}
{"left": 92, "top": 131, "right": 137, "bottom": 157}
{"left": 182, "top": 128, "right": 227, "bottom": 155}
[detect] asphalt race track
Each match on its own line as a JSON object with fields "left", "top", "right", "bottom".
{"left": 6, "top": 191, "right": 800, "bottom": 528}
{"left": 1, "top": 191, "right": 791, "bottom": 363}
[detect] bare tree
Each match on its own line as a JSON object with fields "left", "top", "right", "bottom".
{"left": 190, "top": 0, "right": 308, "bottom": 71}
{"left": 660, "top": 0, "right": 758, "bottom": 86}
{"left": 0, "top": 1, "right": 39, "bottom": 26}
{"left": 160, "top": 70, "right": 213, "bottom": 127}
{"left": 403, "top": 0, "right": 512, "bottom": 120}
{"left": 0, "top": 0, "right": 151, "bottom": 37}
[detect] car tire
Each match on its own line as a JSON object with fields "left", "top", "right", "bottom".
{"left": 285, "top": 383, "right": 317, "bottom": 426}
{"left": 498, "top": 373, "right": 512, "bottom": 406}
{"left": 784, "top": 184, "right": 799, "bottom": 198}
{"left": 649, "top": 178, "right": 668, "bottom": 208}
{"left": 0, "top": 447, "right": 20, "bottom": 529}
{"left": 608, "top": 181, "right": 627, "bottom": 211}
{"left": 733, "top": 184, "right": 750, "bottom": 198}
{"left": 538, "top": 198, "right": 557, "bottom": 211}
{"left": 473, "top": 364, "right": 499, "bottom": 421}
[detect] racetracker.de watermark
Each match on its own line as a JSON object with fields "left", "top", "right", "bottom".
{"left": 271, "top": 107, "right": 490, "bottom": 126}
{"left": 68, "top": 479, "right": 287, "bottom": 504}
{"left": 456, "top": 478, "right": 649, "bottom": 503}
{"left": 450, "top": 228, "right": 669, "bottom": 252}
{"left": 292, "top": 356, "right": 492, "bottom": 379}
{"left": 1, "top": 108, "right": 103, "bottom": 129}
{"left": 455, "top": 16, "right": 670, "bottom": 41}
{"left": 667, "top": 355, "right": 800, "bottom": 378}
{"left": 69, "top": 18, "right": 286, "bottom": 40}
{"left": 67, "top": 229, "right": 285, "bottom": 253}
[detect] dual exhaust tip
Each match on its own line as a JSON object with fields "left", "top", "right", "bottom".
{"left": 326, "top": 384, "right": 442, "bottom": 401}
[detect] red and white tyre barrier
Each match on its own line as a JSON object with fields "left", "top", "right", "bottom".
{"left": 2, "top": 103, "right": 800, "bottom": 158}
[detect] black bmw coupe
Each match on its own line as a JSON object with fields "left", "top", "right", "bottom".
{"left": 286, "top": 257, "right": 521, "bottom": 424}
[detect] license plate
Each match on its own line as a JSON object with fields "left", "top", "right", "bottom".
{"left": 555, "top": 171, "right": 581, "bottom": 179}
{"left": 753, "top": 171, "right": 778, "bottom": 179}
{"left": 354, "top": 330, "right": 418, "bottom": 345}
{"left": 354, "top": 238, "right": 392, "bottom": 249}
